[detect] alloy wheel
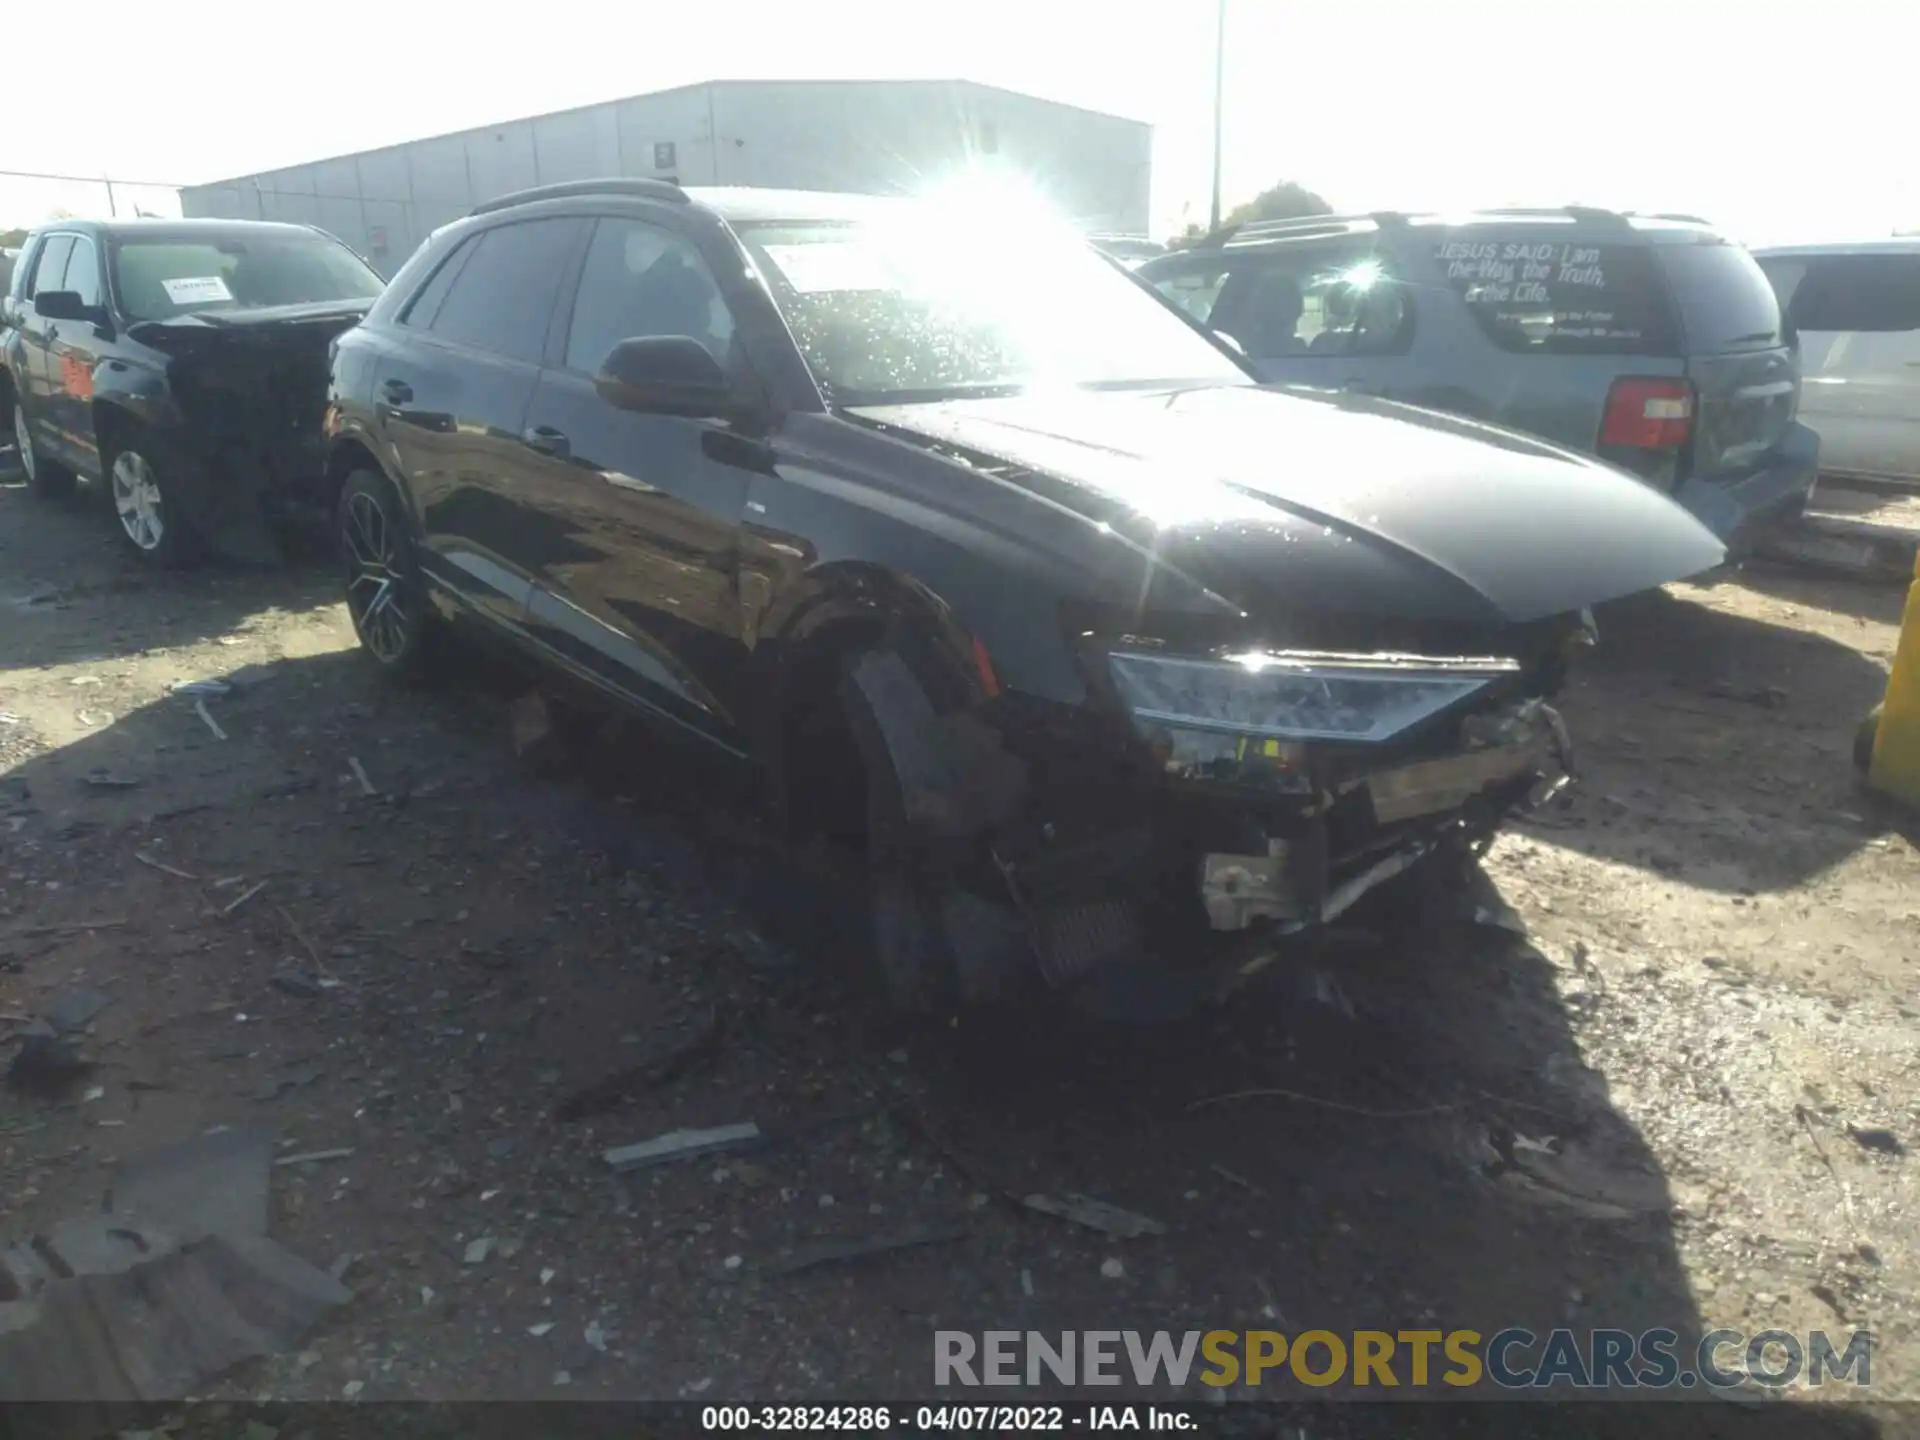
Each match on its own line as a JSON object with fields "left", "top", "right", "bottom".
{"left": 343, "top": 490, "right": 410, "bottom": 663}
{"left": 111, "top": 450, "right": 165, "bottom": 551}
{"left": 13, "top": 404, "right": 35, "bottom": 484}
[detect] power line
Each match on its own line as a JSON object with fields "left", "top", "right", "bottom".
{"left": 0, "top": 166, "right": 187, "bottom": 189}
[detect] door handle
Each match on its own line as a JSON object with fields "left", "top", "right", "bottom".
{"left": 522, "top": 424, "right": 570, "bottom": 459}
{"left": 379, "top": 378, "right": 413, "bottom": 406}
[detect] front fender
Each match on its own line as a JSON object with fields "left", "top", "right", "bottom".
{"left": 92, "top": 356, "right": 182, "bottom": 437}
{"left": 746, "top": 467, "right": 1091, "bottom": 711}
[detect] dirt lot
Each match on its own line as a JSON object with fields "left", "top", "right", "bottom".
{"left": 1, "top": 469, "right": 1916, "bottom": 1431}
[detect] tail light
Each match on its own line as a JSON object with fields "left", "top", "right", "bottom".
{"left": 1600, "top": 377, "right": 1694, "bottom": 450}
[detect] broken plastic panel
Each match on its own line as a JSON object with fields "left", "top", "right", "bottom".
{"left": 1107, "top": 650, "right": 1517, "bottom": 745}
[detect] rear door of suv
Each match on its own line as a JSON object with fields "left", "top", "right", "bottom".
{"left": 1757, "top": 247, "right": 1920, "bottom": 485}
{"left": 1415, "top": 220, "right": 1693, "bottom": 466}
{"left": 372, "top": 215, "right": 589, "bottom": 626}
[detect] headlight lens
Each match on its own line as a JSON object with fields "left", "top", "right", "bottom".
{"left": 1107, "top": 649, "right": 1519, "bottom": 745}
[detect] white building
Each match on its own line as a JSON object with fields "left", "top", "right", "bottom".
{"left": 180, "top": 79, "right": 1152, "bottom": 275}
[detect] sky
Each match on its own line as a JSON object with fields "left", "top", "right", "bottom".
{"left": 3, "top": 0, "right": 1911, "bottom": 247}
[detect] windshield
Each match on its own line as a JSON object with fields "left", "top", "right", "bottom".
{"left": 735, "top": 215, "right": 1247, "bottom": 405}
{"left": 110, "top": 232, "right": 385, "bottom": 323}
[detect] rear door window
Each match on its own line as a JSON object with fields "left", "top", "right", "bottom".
{"left": 1147, "top": 239, "right": 1415, "bottom": 360}
{"left": 1768, "top": 254, "right": 1920, "bottom": 333}
{"left": 1654, "top": 240, "right": 1785, "bottom": 351}
{"left": 1433, "top": 229, "right": 1677, "bottom": 354}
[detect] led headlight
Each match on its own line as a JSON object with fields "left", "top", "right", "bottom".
{"left": 1107, "top": 650, "right": 1519, "bottom": 746}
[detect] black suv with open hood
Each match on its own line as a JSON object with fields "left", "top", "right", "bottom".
{"left": 324, "top": 179, "right": 1726, "bottom": 1019}
{"left": 2, "top": 218, "right": 384, "bottom": 565}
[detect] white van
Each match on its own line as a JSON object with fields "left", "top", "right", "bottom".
{"left": 1754, "top": 239, "right": 1920, "bottom": 486}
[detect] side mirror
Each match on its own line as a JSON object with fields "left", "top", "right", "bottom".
{"left": 596, "top": 335, "right": 737, "bottom": 420}
{"left": 34, "top": 290, "right": 100, "bottom": 324}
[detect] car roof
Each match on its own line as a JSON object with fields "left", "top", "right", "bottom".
{"left": 1158, "top": 206, "right": 1725, "bottom": 260}
{"left": 683, "top": 186, "right": 913, "bottom": 225}
{"left": 25, "top": 217, "right": 326, "bottom": 243}
{"left": 1751, "top": 237, "right": 1920, "bottom": 258}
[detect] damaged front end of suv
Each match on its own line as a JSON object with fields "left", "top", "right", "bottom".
{"left": 924, "top": 613, "right": 1587, "bottom": 1017}
{"left": 821, "top": 386, "right": 1725, "bottom": 1021}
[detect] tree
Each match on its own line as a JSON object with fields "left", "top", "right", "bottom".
{"left": 1168, "top": 179, "right": 1333, "bottom": 248}
{"left": 0, "top": 228, "right": 27, "bottom": 250}
{"left": 1222, "top": 180, "right": 1333, "bottom": 229}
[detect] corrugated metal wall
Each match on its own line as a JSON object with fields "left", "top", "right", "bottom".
{"left": 179, "top": 80, "right": 1150, "bottom": 275}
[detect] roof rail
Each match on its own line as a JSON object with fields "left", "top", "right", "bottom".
{"left": 1473, "top": 205, "right": 1632, "bottom": 226}
{"left": 1202, "top": 210, "right": 1408, "bottom": 247}
{"left": 1628, "top": 211, "right": 1713, "bottom": 225}
{"left": 469, "top": 177, "right": 689, "bottom": 217}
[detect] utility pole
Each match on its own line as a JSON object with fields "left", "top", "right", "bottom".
{"left": 1209, "top": 0, "right": 1227, "bottom": 231}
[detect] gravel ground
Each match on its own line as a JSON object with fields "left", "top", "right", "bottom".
{"left": 0, "top": 467, "right": 1914, "bottom": 1435}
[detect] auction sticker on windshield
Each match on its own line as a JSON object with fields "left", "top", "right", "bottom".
{"left": 160, "top": 275, "right": 233, "bottom": 305}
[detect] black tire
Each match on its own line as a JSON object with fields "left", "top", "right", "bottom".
{"left": 13, "top": 400, "right": 74, "bottom": 500}
{"left": 339, "top": 469, "right": 439, "bottom": 680}
{"left": 102, "top": 426, "right": 197, "bottom": 567}
{"left": 831, "top": 651, "right": 975, "bottom": 1018}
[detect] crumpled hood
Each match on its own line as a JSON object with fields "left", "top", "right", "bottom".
{"left": 848, "top": 384, "right": 1726, "bottom": 625}
{"left": 128, "top": 299, "right": 372, "bottom": 358}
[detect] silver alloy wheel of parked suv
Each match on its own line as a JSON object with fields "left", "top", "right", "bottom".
{"left": 13, "top": 403, "right": 35, "bottom": 484}
{"left": 111, "top": 449, "right": 166, "bottom": 552}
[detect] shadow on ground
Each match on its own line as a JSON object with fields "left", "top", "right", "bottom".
{"left": 0, "top": 646, "right": 1864, "bottom": 1423}
{"left": 1517, "top": 585, "right": 1895, "bottom": 895}
{"left": 0, "top": 475, "right": 339, "bottom": 671}
{"left": 1735, "top": 561, "right": 1911, "bottom": 629}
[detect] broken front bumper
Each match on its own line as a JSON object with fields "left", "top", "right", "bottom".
{"left": 987, "top": 694, "right": 1573, "bottom": 1013}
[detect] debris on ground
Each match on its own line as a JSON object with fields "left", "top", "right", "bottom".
{"left": 253, "top": 1062, "right": 324, "bottom": 1102}
{"left": 111, "top": 1126, "right": 274, "bottom": 1239}
{"left": 193, "top": 698, "right": 227, "bottom": 742}
{"left": 270, "top": 969, "right": 325, "bottom": 1000}
{"left": 554, "top": 1006, "right": 721, "bottom": 1121}
{"left": 1022, "top": 1193, "right": 1167, "bottom": 1239}
{"left": 133, "top": 851, "right": 197, "bottom": 880}
{"left": 222, "top": 880, "right": 269, "bottom": 916}
{"left": 346, "top": 757, "right": 377, "bottom": 798}
{"left": 275, "top": 1148, "right": 355, "bottom": 1168}
{"left": 82, "top": 770, "right": 141, "bottom": 790}
{"left": 0, "top": 1128, "right": 346, "bottom": 1408}
{"left": 762, "top": 1225, "right": 968, "bottom": 1278}
{"left": 604, "top": 1121, "right": 762, "bottom": 1172}
{"left": 1209, "top": 1163, "right": 1266, "bottom": 1197}
{"left": 39, "top": 987, "right": 114, "bottom": 1035}
{"left": 509, "top": 692, "right": 553, "bottom": 757}
{"left": 1847, "top": 1124, "right": 1906, "bottom": 1156}
{"left": 169, "top": 680, "right": 233, "bottom": 698}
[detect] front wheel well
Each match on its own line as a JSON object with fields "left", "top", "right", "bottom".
{"left": 326, "top": 439, "right": 386, "bottom": 514}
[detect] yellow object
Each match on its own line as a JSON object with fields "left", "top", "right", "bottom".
{"left": 1868, "top": 544, "right": 1920, "bottom": 807}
